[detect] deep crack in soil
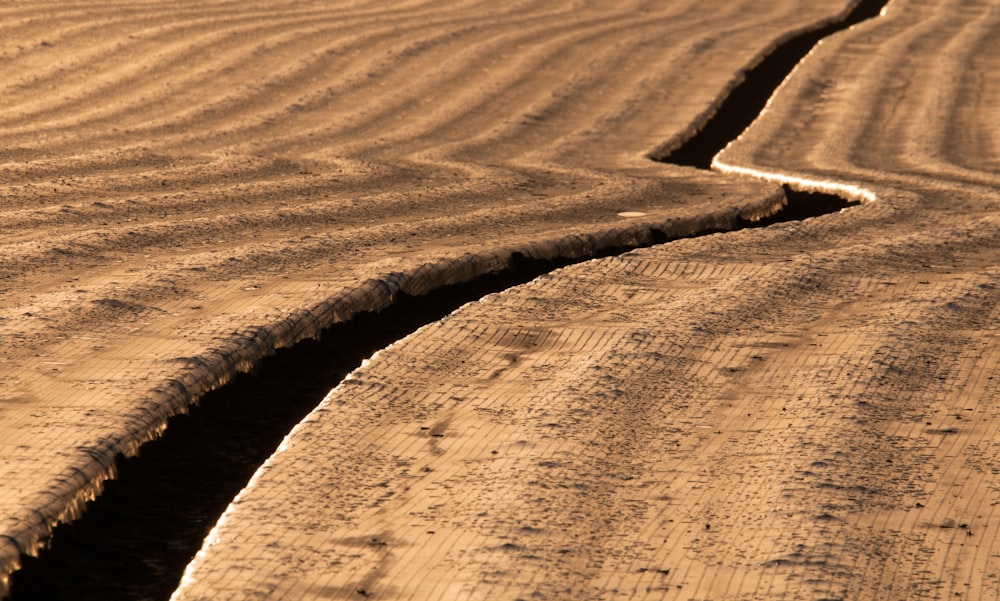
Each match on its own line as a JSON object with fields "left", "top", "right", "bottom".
{"left": 660, "top": 0, "right": 888, "bottom": 169}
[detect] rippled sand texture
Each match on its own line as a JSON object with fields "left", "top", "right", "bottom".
{"left": 172, "top": 1, "right": 1000, "bottom": 600}
{"left": 0, "top": 0, "right": 869, "bottom": 592}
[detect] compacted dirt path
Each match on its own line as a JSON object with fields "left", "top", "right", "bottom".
{"left": 0, "top": 0, "right": 868, "bottom": 593}
{"left": 168, "top": 0, "right": 999, "bottom": 599}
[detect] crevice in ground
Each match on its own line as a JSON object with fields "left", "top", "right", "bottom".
{"left": 5, "top": 2, "right": 888, "bottom": 600}
{"left": 755, "top": 185, "right": 857, "bottom": 227}
{"left": 658, "top": 0, "right": 887, "bottom": 169}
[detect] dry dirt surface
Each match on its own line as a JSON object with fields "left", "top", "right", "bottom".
{"left": 0, "top": 0, "right": 997, "bottom": 599}
{"left": 0, "top": 0, "right": 861, "bottom": 591}
{"left": 169, "top": 0, "right": 1000, "bottom": 600}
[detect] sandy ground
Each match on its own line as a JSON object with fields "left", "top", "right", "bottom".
{"left": 0, "top": 0, "right": 997, "bottom": 598}
{"left": 169, "top": 0, "right": 999, "bottom": 599}
{"left": 0, "top": 0, "right": 847, "bottom": 590}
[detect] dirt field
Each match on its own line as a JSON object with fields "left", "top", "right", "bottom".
{"left": 1, "top": 0, "right": 997, "bottom": 599}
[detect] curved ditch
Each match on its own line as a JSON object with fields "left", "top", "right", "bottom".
{"left": 6, "top": 2, "right": 888, "bottom": 600}
{"left": 659, "top": 0, "right": 887, "bottom": 169}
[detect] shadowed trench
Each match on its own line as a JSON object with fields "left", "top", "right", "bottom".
{"left": 659, "top": 0, "right": 888, "bottom": 169}
{"left": 7, "top": 1, "right": 889, "bottom": 599}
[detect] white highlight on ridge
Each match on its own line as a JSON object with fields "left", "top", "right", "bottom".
{"left": 712, "top": 156, "right": 878, "bottom": 204}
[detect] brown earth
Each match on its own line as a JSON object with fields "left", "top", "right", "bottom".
{"left": 174, "top": 205, "right": 998, "bottom": 600}
{"left": 0, "top": 0, "right": 847, "bottom": 590}
{"left": 170, "top": 0, "right": 1000, "bottom": 599}
{"left": 2, "top": 0, "right": 998, "bottom": 599}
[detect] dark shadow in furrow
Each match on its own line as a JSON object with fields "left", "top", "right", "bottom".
{"left": 660, "top": 0, "right": 888, "bottom": 169}
{"left": 7, "top": 1, "right": 888, "bottom": 600}
{"left": 754, "top": 185, "right": 857, "bottom": 228}
{"left": 7, "top": 265, "right": 554, "bottom": 601}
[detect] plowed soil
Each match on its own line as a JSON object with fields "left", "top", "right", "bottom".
{"left": 2, "top": 0, "right": 998, "bottom": 599}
